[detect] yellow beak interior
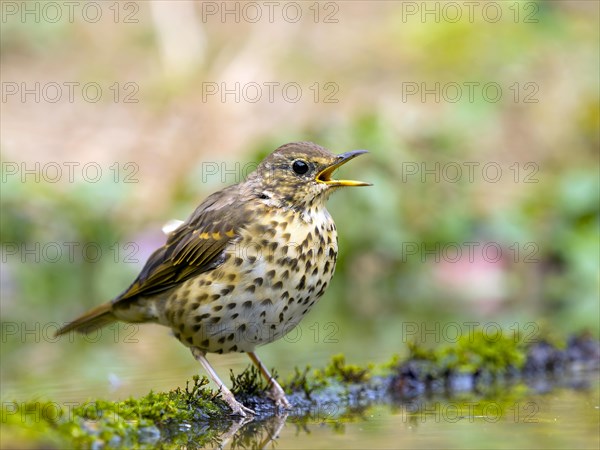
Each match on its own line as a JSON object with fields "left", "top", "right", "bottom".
{"left": 316, "top": 150, "right": 372, "bottom": 187}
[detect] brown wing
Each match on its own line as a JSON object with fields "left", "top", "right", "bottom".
{"left": 113, "top": 185, "right": 253, "bottom": 304}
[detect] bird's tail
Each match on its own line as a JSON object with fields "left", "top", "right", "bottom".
{"left": 55, "top": 302, "right": 117, "bottom": 336}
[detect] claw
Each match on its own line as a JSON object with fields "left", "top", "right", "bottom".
{"left": 214, "top": 384, "right": 255, "bottom": 417}
{"left": 267, "top": 383, "right": 291, "bottom": 410}
{"left": 226, "top": 398, "right": 256, "bottom": 418}
{"left": 190, "top": 347, "right": 256, "bottom": 419}
{"left": 247, "top": 351, "right": 293, "bottom": 411}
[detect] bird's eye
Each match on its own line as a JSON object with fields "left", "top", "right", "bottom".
{"left": 292, "top": 159, "right": 309, "bottom": 175}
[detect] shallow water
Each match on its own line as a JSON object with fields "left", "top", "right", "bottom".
{"left": 3, "top": 370, "right": 600, "bottom": 448}
{"left": 161, "top": 375, "right": 600, "bottom": 449}
{"left": 2, "top": 326, "right": 599, "bottom": 448}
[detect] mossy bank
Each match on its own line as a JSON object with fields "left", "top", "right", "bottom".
{"left": 3, "top": 331, "right": 598, "bottom": 449}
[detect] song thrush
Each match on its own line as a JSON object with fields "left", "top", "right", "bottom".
{"left": 56, "top": 142, "right": 370, "bottom": 416}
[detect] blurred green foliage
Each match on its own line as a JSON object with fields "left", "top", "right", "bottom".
{"left": 1, "top": 0, "right": 598, "bottom": 408}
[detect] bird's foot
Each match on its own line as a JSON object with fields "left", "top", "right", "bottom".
{"left": 190, "top": 347, "right": 255, "bottom": 418}
{"left": 226, "top": 398, "right": 256, "bottom": 418}
{"left": 229, "top": 401, "right": 256, "bottom": 418}
{"left": 219, "top": 388, "right": 255, "bottom": 417}
{"left": 267, "top": 380, "right": 291, "bottom": 410}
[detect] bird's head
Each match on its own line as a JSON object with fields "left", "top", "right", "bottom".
{"left": 247, "top": 142, "right": 371, "bottom": 209}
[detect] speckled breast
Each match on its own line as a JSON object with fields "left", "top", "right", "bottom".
{"left": 162, "top": 206, "right": 338, "bottom": 353}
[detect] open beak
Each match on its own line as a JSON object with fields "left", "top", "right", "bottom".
{"left": 316, "top": 150, "right": 372, "bottom": 187}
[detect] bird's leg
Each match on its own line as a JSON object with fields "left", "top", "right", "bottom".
{"left": 190, "top": 347, "right": 255, "bottom": 417}
{"left": 247, "top": 351, "right": 291, "bottom": 409}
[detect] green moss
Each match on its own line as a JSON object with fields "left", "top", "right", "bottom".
{"left": 230, "top": 365, "right": 270, "bottom": 396}
{"left": 378, "top": 353, "right": 401, "bottom": 373}
{"left": 439, "top": 331, "right": 525, "bottom": 374}
{"left": 284, "top": 365, "right": 325, "bottom": 399}
{"left": 407, "top": 327, "right": 528, "bottom": 375}
{"left": 2, "top": 375, "right": 227, "bottom": 448}
{"left": 407, "top": 341, "right": 438, "bottom": 362}
{"left": 4, "top": 331, "right": 591, "bottom": 448}
{"left": 314, "top": 354, "right": 373, "bottom": 384}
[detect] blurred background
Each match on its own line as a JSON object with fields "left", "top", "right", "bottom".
{"left": 1, "top": 1, "right": 598, "bottom": 406}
